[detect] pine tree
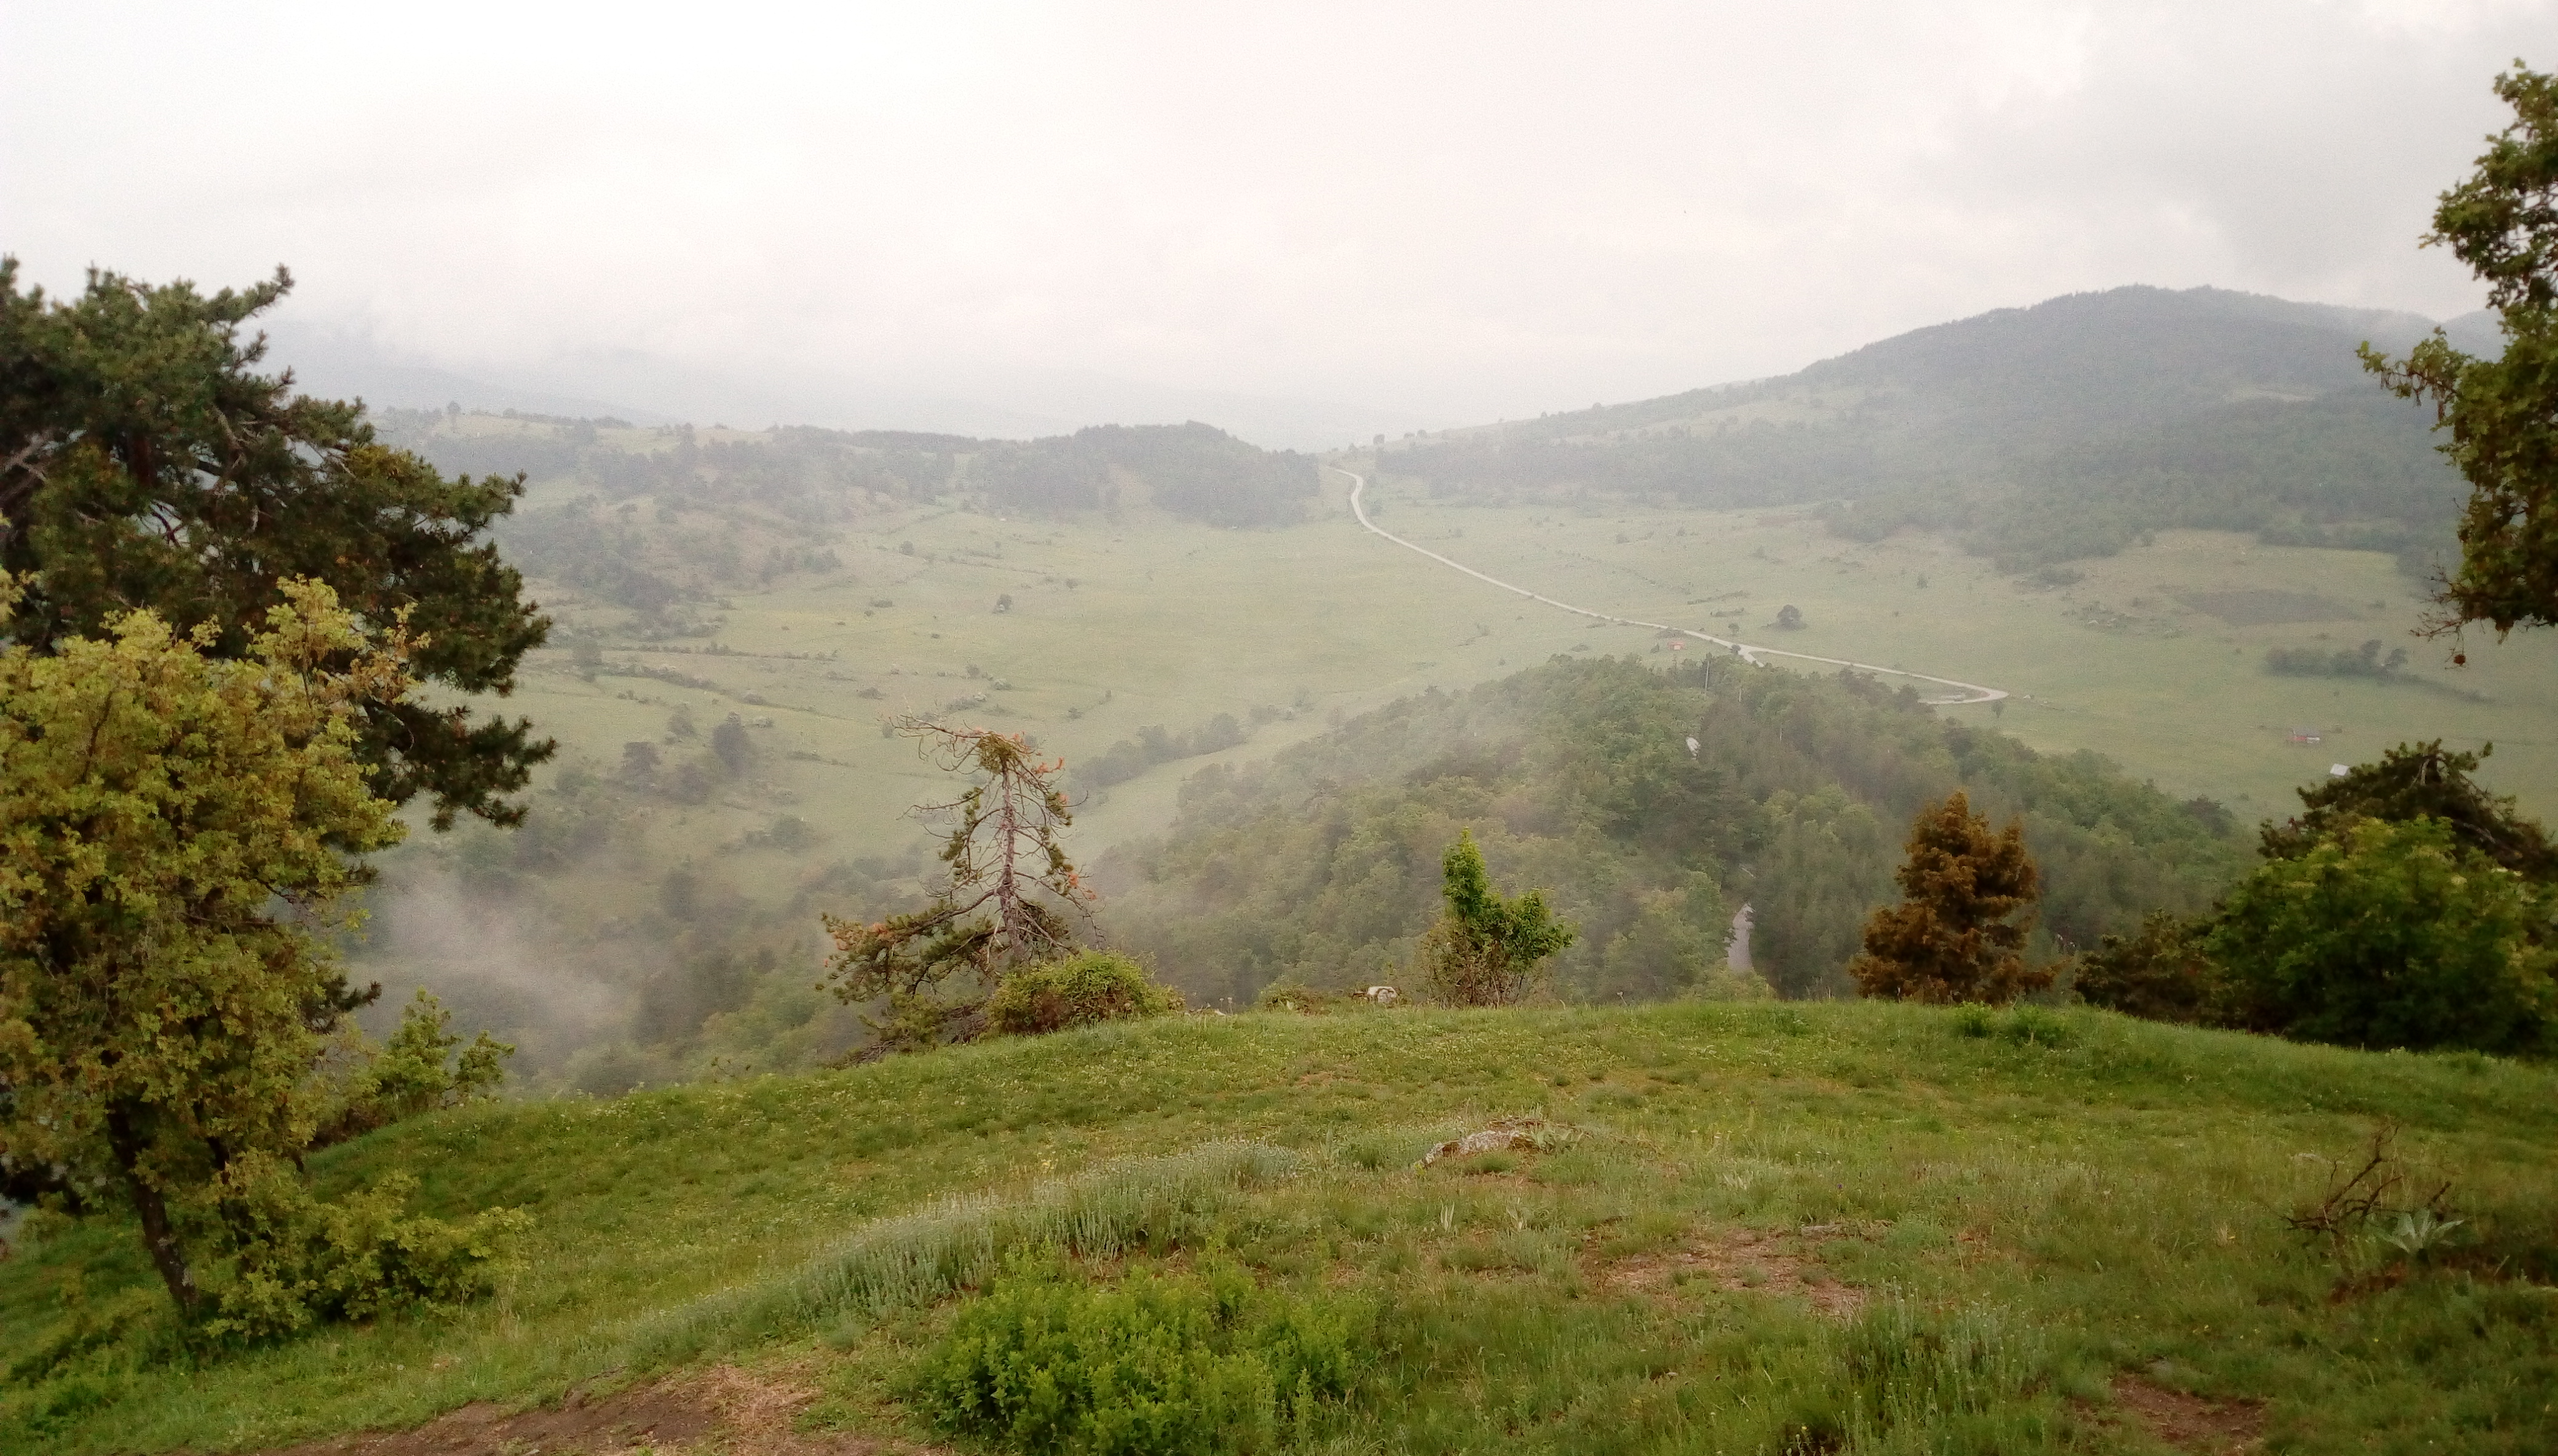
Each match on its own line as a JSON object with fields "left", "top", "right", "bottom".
{"left": 1848, "top": 791, "right": 2048, "bottom": 1004}
{"left": 822, "top": 719, "right": 1092, "bottom": 1049}
{"left": 0, "top": 261, "right": 552, "bottom": 827}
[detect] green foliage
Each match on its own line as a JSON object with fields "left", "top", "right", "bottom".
{"left": 2209, "top": 816, "right": 2557, "bottom": 1053}
{"left": 911, "top": 1255, "right": 1364, "bottom": 1456}
{"left": 1105, "top": 656, "right": 2241, "bottom": 1008}
{"left": 1417, "top": 829, "right": 1576, "bottom": 1006}
{"left": 984, "top": 952, "right": 1185, "bottom": 1037}
{"left": 2265, "top": 638, "right": 2410, "bottom": 679}
{"left": 1077, "top": 713, "right": 1251, "bottom": 791}
{"left": 205, "top": 1166, "right": 529, "bottom": 1343}
{"left": 312, "top": 992, "right": 513, "bottom": 1149}
{"left": 0, "top": 261, "right": 551, "bottom": 828}
{"left": 1849, "top": 791, "right": 2051, "bottom": 1005}
{"left": 2262, "top": 738, "right": 2557, "bottom": 877}
{"left": 2359, "top": 65, "right": 2558, "bottom": 634}
{"left": 2069, "top": 910, "right": 2220, "bottom": 1024}
{"left": 0, "top": 579, "right": 408, "bottom": 1317}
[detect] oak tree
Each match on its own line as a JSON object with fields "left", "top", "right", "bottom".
{"left": 0, "top": 578, "right": 517, "bottom": 1324}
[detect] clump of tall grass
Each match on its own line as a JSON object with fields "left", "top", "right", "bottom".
{"left": 1832, "top": 1300, "right": 2052, "bottom": 1452}
{"left": 621, "top": 1141, "right": 1297, "bottom": 1365}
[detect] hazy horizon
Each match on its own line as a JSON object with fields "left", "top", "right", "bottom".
{"left": 7, "top": 1, "right": 2548, "bottom": 440}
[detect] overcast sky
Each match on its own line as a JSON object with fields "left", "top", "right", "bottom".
{"left": 5, "top": 1, "right": 2548, "bottom": 438}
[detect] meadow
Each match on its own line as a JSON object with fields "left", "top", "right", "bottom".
{"left": 482, "top": 458, "right": 2557, "bottom": 891}
{"left": 6, "top": 1002, "right": 2554, "bottom": 1452}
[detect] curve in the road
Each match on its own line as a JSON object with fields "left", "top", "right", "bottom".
{"left": 1329, "top": 466, "right": 2006, "bottom": 706}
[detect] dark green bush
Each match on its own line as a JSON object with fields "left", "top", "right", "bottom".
{"left": 911, "top": 1257, "right": 1365, "bottom": 1456}
{"left": 2070, "top": 910, "right": 2223, "bottom": 1024}
{"left": 985, "top": 952, "right": 1183, "bottom": 1037}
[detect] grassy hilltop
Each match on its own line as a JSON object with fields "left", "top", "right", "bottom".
{"left": 6, "top": 1002, "right": 2555, "bottom": 1453}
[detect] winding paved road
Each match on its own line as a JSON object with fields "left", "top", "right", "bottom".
{"left": 1331, "top": 466, "right": 2007, "bottom": 706}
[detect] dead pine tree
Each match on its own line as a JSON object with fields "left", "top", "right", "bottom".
{"left": 1848, "top": 790, "right": 2050, "bottom": 1005}
{"left": 822, "top": 718, "right": 1093, "bottom": 1051}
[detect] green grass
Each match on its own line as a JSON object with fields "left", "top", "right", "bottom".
{"left": 8, "top": 1002, "right": 2557, "bottom": 1451}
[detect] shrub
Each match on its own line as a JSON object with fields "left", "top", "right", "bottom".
{"left": 204, "top": 1161, "right": 531, "bottom": 1342}
{"left": 986, "top": 952, "right": 1184, "bottom": 1036}
{"left": 312, "top": 991, "right": 512, "bottom": 1148}
{"left": 2070, "top": 910, "right": 2222, "bottom": 1024}
{"left": 2208, "top": 816, "right": 2557, "bottom": 1053}
{"left": 911, "top": 1256, "right": 1365, "bottom": 1456}
{"left": 1417, "top": 831, "right": 1575, "bottom": 1007}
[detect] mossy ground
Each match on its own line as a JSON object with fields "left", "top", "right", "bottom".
{"left": 7, "top": 1001, "right": 2556, "bottom": 1452}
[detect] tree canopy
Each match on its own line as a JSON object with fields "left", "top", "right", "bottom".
{"left": 2361, "top": 64, "right": 2558, "bottom": 636}
{"left": 0, "top": 261, "right": 552, "bottom": 826}
{"left": 2259, "top": 738, "right": 2557, "bottom": 879}
{"left": 0, "top": 576, "right": 464, "bottom": 1320}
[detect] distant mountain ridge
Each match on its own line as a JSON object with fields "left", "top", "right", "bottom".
{"left": 1385, "top": 285, "right": 2471, "bottom": 571}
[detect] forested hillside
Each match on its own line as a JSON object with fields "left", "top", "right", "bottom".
{"left": 1096, "top": 654, "right": 2246, "bottom": 1007}
{"left": 1382, "top": 286, "right": 2462, "bottom": 569}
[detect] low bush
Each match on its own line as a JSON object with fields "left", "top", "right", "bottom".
{"left": 986, "top": 952, "right": 1184, "bottom": 1037}
{"left": 911, "top": 1255, "right": 1366, "bottom": 1456}
{"left": 205, "top": 1162, "right": 531, "bottom": 1342}
{"left": 2070, "top": 909, "right": 2222, "bottom": 1024}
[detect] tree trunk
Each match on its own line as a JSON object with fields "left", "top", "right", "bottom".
{"left": 106, "top": 1108, "right": 200, "bottom": 1321}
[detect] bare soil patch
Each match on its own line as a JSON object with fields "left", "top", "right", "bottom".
{"left": 2104, "top": 1375, "right": 2265, "bottom": 1454}
{"left": 244, "top": 1366, "right": 939, "bottom": 1456}
{"left": 2176, "top": 590, "right": 2355, "bottom": 626}
{"left": 1592, "top": 1223, "right": 1866, "bottom": 1317}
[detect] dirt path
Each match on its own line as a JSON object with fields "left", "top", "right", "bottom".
{"left": 1331, "top": 467, "right": 2007, "bottom": 706}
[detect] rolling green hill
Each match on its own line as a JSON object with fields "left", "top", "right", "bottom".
{"left": 1382, "top": 286, "right": 2464, "bottom": 569}
{"left": 6, "top": 1003, "right": 2554, "bottom": 1453}
{"left": 1099, "top": 654, "right": 2243, "bottom": 1008}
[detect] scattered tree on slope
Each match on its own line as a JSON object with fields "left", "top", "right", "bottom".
{"left": 822, "top": 719, "right": 1093, "bottom": 1050}
{"left": 1848, "top": 791, "right": 2049, "bottom": 1005}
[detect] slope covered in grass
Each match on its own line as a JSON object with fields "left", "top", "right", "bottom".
{"left": 7, "top": 1002, "right": 2556, "bottom": 1453}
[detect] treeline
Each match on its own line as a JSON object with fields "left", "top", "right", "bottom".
{"left": 2267, "top": 639, "right": 2410, "bottom": 680}
{"left": 378, "top": 412, "right": 1318, "bottom": 529}
{"left": 1077, "top": 713, "right": 1252, "bottom": 791}
{"left": 1094, "top": 654, "right": 2245, "bottom": 1009}
{"left": 1382, "top": 286, "right": 2462, "bottom": 571}
{"left": 972, "top": 422, "right": 1320, "bottom": 526}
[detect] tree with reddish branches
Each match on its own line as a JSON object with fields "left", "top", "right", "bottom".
{"left": 822, "top": 718, "right": 1093, "bottom": 1050}
{"left": 1848, "top": 791, "right": 2049, "bottom": 1005}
